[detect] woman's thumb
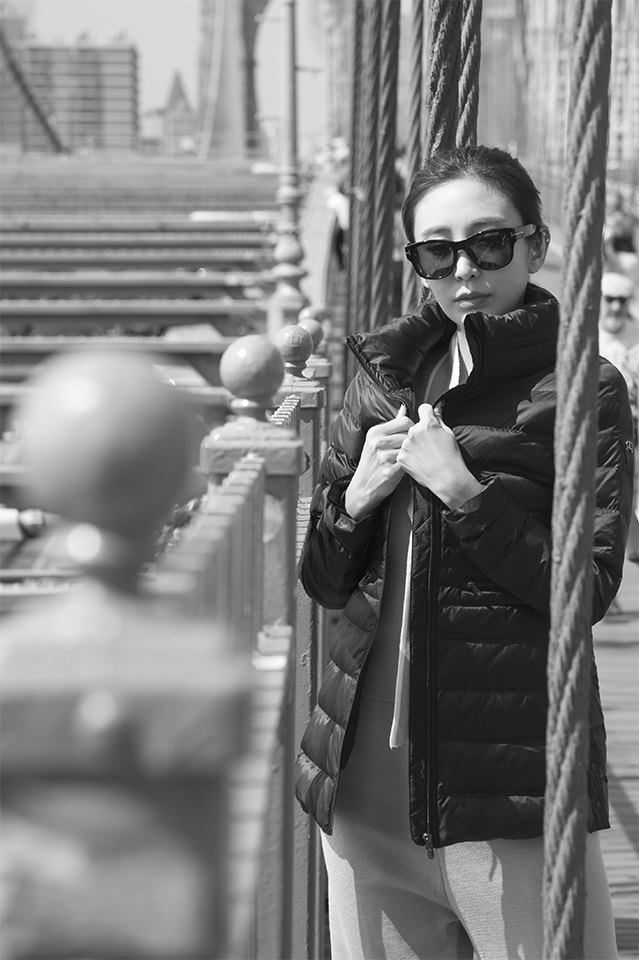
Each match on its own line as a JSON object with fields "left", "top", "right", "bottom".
{"left": 396, "top": 404, "right": 407, "bottom": 418}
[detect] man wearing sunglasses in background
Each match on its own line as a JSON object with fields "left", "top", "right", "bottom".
{"left": 598, "top": 271, "right": 639, "bottom": 570}
{"left": 598, "top": 271, "right": 638, "bottom": 372}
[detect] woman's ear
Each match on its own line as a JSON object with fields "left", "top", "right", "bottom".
{"left": 528, "top": 226, "right": 550, "bottom": 275}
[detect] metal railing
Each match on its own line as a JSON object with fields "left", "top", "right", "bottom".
{"left": 0, "top": 321, "right": 331, "bottom": 959}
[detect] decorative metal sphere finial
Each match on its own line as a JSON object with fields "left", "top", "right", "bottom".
{"left": 18, "top": 350, "right": 192, "bottom": 587}
{"left": 219, "top": 334, "right": 285, "bottom": 419}
{"left": 298, "top": 304, "right": 327, "bottom": 325}
{"left": 297, "top": 313, "right": 324, "bottom": 353}
{"left": 275, "top": 324, "right": 313, "bottom": 379}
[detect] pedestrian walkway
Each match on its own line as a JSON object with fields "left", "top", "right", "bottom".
{"left": 595, "top": 558, "right": 639, "bottom": 959}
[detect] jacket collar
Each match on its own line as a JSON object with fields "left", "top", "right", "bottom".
{"left": 346, "top": 283, "right": 560, "bottom": 392}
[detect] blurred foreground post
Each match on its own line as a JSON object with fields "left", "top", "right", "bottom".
{"left": 0, "top": 352, "right": 251, "bottom": 959}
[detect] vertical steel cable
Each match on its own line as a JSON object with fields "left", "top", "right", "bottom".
{"left": 347, "top": 0, "right": 365, "bottom": 348}
{"left": 356, "top": 0, "right": 382, "bottom": 333}
{"left": 401, "top": 0, "right": 425, "bottom": 314}
{"left": 543, "top": 2, "right": 612, "bottom": 957}
{"left": 371, "top": 0, "right": 401, "bottom": 330}
{"left": 425, "top": 0, "right": 462, "bottom": 156}
{"left": 456, "top": 0, "right": 482, "bottom": 147}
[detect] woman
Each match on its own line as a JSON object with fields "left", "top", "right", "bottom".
{"left": 295, "top": 146, "right": 634, "bottom": 959}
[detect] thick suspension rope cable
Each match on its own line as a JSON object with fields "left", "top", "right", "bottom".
{"left": 401, "top": 0, "right": 425, "bottom": 314}
{"left": 371, "top": 0, "right": 401, "bottom": 330}
{"left": 425, "top": 0, "right": 463, "bottom": 157}
{"left": 543, "top": 2, "right": 612, "bottom": 957}
{"left": 346, "top": 0, "right": 365, "bottom": 381}
{"left": 456, "top": 0, "right": 482, "bottom": 147}
{"left": 356, "top": 0, "right": 382, "bottom": 333}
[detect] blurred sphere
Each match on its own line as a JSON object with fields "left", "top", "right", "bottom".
{"left": 275, "top": 324, "right": 313, "bottom": 366}
{"left": 298, "top": 305, "right": 327, "bottom": 324}
{"left": 220, "top": 335, "right": 284, "bottom": 401}
{"left": 19, "top": 351, "right": 191, "bottom": 540}
{"left": 297, "top": 316, "right": 323, "bottom": 350}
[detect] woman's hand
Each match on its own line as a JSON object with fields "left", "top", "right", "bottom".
{"left": 345, "top": 405, "right": 413, "bottom": 519}
{"left": 396, "top": 403, "right": 483, "bottom": 509}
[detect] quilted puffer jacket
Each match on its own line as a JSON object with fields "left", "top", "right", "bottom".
{"left": 295, "top": 283, "right": 634, "bottom": 852}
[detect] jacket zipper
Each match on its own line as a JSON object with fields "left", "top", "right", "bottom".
{"left": 423, "top": 493, "right": 441, "bottom": 857}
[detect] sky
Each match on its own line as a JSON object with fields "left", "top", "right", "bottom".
{"left": 23, "top": 0, "right": 328, "bottom": 154}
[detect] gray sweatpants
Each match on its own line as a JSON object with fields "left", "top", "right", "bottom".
{"left": 322, "top": 697, "right": 618, "bottom": 960}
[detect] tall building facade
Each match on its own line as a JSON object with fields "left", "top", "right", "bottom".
{"left": 22, "top": 41, "right": 138, "bottom": 151}
{"left": 0, "top": 1, "right": 138, "bottom": 156}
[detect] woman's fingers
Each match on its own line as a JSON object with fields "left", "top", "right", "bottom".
{"left": 378, "top": 406, "right": 413, "bottom": 432}
{"left": 371, "top": 428, "right": 411, "bottom": 451}
{"left": 418, "top": 402, "right": 441, "bottom": 423}
{"left": 416, "top": 403, "right": 453, "bottom": 435}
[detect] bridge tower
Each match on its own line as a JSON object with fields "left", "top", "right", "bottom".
{"left": 198, "top": 0, "right": 268, "bottom": 159}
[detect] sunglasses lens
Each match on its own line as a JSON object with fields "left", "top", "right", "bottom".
{"left": 413, "top": 241, "right": 454, "bottom": 279}
{"left": 604, "top": 296, "right": 628, "bottom": 305}
{"left": 469, "top": 230, "right": 514, "bottom": 269}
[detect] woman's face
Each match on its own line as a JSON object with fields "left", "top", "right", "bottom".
{"left": 411, "top": 177, "right": 544, "bottom": 327}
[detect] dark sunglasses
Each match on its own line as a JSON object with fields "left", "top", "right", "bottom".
{"left": 603, "top": 295, "right": 630, "bottom": 306}
{"left": 405, "top": 224, "right": 539, "bottom": 280}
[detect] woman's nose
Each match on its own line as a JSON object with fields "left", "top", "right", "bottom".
{"left": 454, "top": 250, "right": 479, "bottom": 280}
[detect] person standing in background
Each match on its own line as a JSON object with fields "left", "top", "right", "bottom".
{"left": 598, "top": 272, "right": 639, "bottom": 372}
{"left": 603, "top": 203, "right": 638, "bottom": 285}
{"left": 326, "top": 180, "right": 350, "bottom": 272}
{"left": 620, "top": 342, "right": 639, "bottom": 564}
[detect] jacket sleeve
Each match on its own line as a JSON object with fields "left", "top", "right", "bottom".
{"left": 443, "top": 364, "right": 634, "bottom": 623}
{"left": 299, "top": 374, "right": 382, "bottom": 609}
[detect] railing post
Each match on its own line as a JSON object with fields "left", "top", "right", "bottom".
{"left": 298, "top": 306, "right": 333, "bottom": 458}
{"left": 273, "top": 319, "right": 329, "bottom": 959}
{"left": 201, "top": 334, "right": 303, "bottom": 634}
{"left": 297, "top": 310, "right": 332, "bottom": 960}
{"left": 200, "top": 334, "right": 303, "bottom": 959}
{"left": 273, "top": 323, "right": 325, "bottom": 499}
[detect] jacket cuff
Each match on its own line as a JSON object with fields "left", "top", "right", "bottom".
{"left": 443, "top": 476, "right": 506, "bottom": 539}
{"left": 325, "top": 477, "right": 380, "bottom": 550}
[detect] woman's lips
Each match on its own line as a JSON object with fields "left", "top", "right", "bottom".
{"left": 454, "top": 292, "right": 488, "bottom": 306}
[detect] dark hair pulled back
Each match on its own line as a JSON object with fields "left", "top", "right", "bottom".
{"left": 401, "top": 145, "right": 545, "bottom": 244}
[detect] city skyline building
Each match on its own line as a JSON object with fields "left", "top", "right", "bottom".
{"left": 23, "top": 39, "right": 138, "bottom": 151}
